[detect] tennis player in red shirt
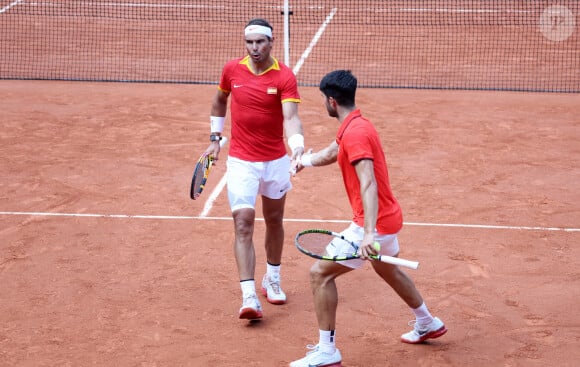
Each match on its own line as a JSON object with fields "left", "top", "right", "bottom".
{"left": 204, "top": 18, "right": 305, "bottom": 320}
{"left": 289, "top": 70, "right": 446, "bottom": 367}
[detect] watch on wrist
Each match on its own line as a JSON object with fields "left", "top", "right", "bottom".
{"left": 210, "top": 134, "right": 222, "bottom": 142}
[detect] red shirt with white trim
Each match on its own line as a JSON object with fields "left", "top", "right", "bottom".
{"left": 336, "top": 109, "right": 403, "bottom": 234}
{"left": 219, "top": 56, "right": 300, "bottom": 161}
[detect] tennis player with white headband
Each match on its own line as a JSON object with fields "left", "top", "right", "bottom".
{"left": 203, "top": 18, "right": 305, "bottom": 321}
{"left": 244, "top": 24, "right": 273, "bottom": 38}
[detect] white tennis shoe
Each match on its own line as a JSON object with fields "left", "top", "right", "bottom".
{"left": 401, "top": 316, "right": 447, "bottom": 344}
{"left": 261, "top": 273, "right": 287, "bottom": 305}
{"left": 238, "top": 294, "right": 263, "bottom": 320}
{"left": 289, "top": 344, "right": 342, "bottom": 367}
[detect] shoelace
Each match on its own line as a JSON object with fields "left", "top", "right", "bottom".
{"left": 407, "top": 320, "right": 429, "bottom": 334}
{"left": 269, "top": 281, "right": 281, "bottom": 294}
{"left": 267, "top": 276, "right": 282, "bottom": 294}
{"left": 243, "top": 295, "right": 258, "bottom": 307}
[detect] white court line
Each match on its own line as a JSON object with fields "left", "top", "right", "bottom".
{"left": 397, "top": 8, "right": 532, "bottom": 14}
{"left": 0, "top": 211, "right": 578, "bottom": 232}
{"left": 0, "top": 0, "right": 24, "bottom": 13}
{"left": 199, "top": 173, "right": 227, "bottom": 217}
{"left": 199, "top": 136, "right": 228, "bottom": 217}
{"left": 293, "top": 7, "right": 337, "bottom": 76}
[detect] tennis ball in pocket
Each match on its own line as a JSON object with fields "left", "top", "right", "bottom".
{"left": 373, "top": 242, "right": 381, "bottom": 251}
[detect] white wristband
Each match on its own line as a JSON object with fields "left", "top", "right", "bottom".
{"left": 288, "top": 134, "right": 305, "bottom": 151}
{"left": 210, "top": 116, "right": 225, "bottom": 133}
{"left": 300, "top": 154, "right": 313, "bottom": 167}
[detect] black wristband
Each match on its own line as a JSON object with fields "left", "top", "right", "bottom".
{"left": 210, "top": 134, "right": 222, "bottom": 142}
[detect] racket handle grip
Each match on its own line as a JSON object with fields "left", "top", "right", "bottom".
{"left": 374, "top": 255, "right": 419, "bottom": 270}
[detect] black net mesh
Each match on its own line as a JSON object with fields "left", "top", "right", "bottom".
{"left": 1, "top": 1, "right": 578, "bottom": 92}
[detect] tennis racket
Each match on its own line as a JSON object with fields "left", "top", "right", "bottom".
{"left": 295, "top": 229, "right": 420, "bottom": 270}
{"left": 190, "top": 136, "right": 227, "bottom": 200}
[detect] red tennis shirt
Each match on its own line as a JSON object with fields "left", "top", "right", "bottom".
{"left": 336, "top": 109, "right": 403, "bottom": 234}
{"left": 218, "top": 56, "right": 301, "bottom": 161}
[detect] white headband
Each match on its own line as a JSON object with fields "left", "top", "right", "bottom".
{"left": 244, "top": 25, "right": 272, "bottom": 38}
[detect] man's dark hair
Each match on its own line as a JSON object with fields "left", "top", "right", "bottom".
{"left": 319, "top": 70, "right": 357, "bottom": 107}
{"left": 245, "top": 18, "right": 273, "bottom": 40}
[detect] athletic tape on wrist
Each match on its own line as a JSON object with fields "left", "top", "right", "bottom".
{"left": 210, "top": 116, "right": 225, "bottom": 133}
{"left": 288, "top": 134, "right": 304, "bottom": 151}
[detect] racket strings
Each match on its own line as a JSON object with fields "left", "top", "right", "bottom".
{"left": 295, "top": 229, "right": 419, "bottom": 269}
{"left": 192, "top": 164, "right": 205, "bottom": 193}
{"left": 296, "top": 231, "right": 361, "bottom": 260}
{"left": 192, "top": 156, "right": 212, "bottom": 195}
{"left": 296, "top": 232, "right": 335, "bottom": 256}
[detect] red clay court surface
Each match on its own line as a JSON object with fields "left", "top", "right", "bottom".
{"left": 0, "top": 81, "right": 579, "bottom": 366}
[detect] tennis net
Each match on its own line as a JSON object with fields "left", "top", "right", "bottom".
{"left": 0, "top": 0, "right": 578, "bottom": 92}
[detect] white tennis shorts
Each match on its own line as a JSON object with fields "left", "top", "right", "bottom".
{"left": 326, "top": 222, "right": 400, "bottom": 269}
{"left": 226, "top": 155, "right": 292, "bottom": 212}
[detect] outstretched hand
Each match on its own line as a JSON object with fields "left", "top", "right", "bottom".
{"left": 290, "top": 148, "right": 312, "bottom": 176}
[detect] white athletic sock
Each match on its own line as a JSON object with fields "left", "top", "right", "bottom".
{"left": 266, "top": 263, "right": 281, "bottom": 278}
{"left": 240, "top": 280, "right": 256, "bottom": 298}
{"left": 412, "top": 302, "right": 434, "bottom": 326}
{"left": 318, "top": 329, "right": 336, "bottom": 354}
